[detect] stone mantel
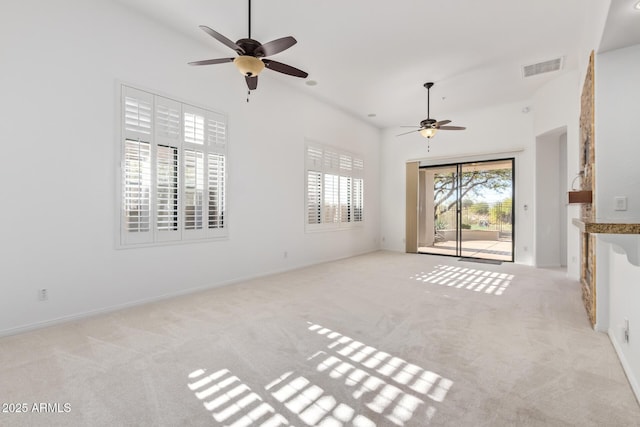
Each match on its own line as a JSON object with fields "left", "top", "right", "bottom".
{"left": 573, "top": 219, "right": 640, "bottom": 267}
{"left": 572, "top": 219, "right": 640, "bottom": 234}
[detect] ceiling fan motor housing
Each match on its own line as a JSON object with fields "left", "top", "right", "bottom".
{"left": 420, "top": 118, "right": 437, "bottom": 128}
{"left": 236, "top": 38, "right": 263, "bottom": 56}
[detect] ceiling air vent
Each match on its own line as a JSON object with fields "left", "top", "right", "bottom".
{"left": 522, "top": 57, "right": 564, "bottom": 78}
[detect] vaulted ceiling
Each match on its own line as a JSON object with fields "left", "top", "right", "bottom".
{"left": 116, "top": 0, "right": 640, "bottom": 129}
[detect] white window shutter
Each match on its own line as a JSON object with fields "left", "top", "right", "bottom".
{"left": 156, "top": 96, "right": 181, "bottom": 143}
{"left": 304, "top": 141, "right": 364, "bottom": 231}
{"left": 122, "top": 139, "right": 152, "bottom": 244}
{"left": 123, "top": 86, "right": 152, "bottom": 138}
{"left": 208, "top": 153, "right": 225, "bottom": 232}
{"left": 353, "top": 157, "right": 364, "bottom": 178}
{"left": 323, "top": 174, "right": 339, "bottom": 224}
{"left": 340, "top": 176, "right": 352, "bottom": 223}
{"left": 120, "top": 84, "right": 228, "bottom": 246}
{"left": 306, "top": 146, "right": 323, "bottom": 170}
{"left": 156, "top": 145, "right": 180, "bottom": 241}
{"left": 307, "top": 171, "right": 322, "bottom": 225}
{"left": 353, "top": 178, "right": 364, "bottom": 222}
{"left": 207, "top": 112, "right": 227, "bottom": 150}
{"left": 184, "top": 149, "right": 205, "bottom": 233}
{"left": 184, "top": 107, "right": 206, "bottom": 145}
{"left": 324, "top": 149, "right": 340, "bottom": 175}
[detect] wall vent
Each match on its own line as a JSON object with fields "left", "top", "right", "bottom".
{"left": 522, "top": 57, "right": 564, "bottom": 78}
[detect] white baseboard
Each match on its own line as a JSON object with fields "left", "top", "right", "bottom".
{"left": 0, "top": 248, "right": 378, "bottom": 338}
{"left": 608, "top": 328, "right": 640, "bottom": 405}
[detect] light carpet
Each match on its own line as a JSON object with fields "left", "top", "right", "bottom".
{"left": 1, "top": 251, "right": 639, "bottom": 426}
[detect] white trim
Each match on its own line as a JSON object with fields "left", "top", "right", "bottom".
{"left": 412, "top": 148, "right": 525, "bottom": 166}
{"left": 0, "top": 248, "right": 378, "bottom": 339}
{"left": 609, "top": 329, "right": 640, "bottom": 404}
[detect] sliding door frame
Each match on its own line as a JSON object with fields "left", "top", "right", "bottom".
{"left": 413, "top": 157, "right": 515, "bottom": 262}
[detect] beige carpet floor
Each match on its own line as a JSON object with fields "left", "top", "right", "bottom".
{"left": 1, "top": 251, "right": 639, "bottom": 426}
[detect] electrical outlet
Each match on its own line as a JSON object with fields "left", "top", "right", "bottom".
{"left": 38, "top": 288, "right": 48, "bottom": 301}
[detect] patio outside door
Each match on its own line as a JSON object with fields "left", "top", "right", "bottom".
{"left": 417, "top": 158, "right": 514, "bottom": 262}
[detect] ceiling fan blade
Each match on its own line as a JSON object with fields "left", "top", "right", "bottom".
{"left": 199, "top": 25, "right": 245, "bottom": 54}
{"left": 397, "top": 129, "right": 423, "bottom": 136}
{"left": 245, "top": 75, "right": 258, "bottom": 90}
{"left": 255, "top": 36, "right": 297, "bottom": 57}
{"left": 435, "top": 119, "right": 451, "bottom": 126}
{"left": 439, "top": 126, "right": 466, "bottom": 130}
{"left": 188, "top": 58, "right": 235, "bottom": 66}
{"left": 263, "top": 59, "right": 308, "bottom": 78}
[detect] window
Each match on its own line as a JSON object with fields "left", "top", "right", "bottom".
{"left": 305, "top": 143, "right": 364, "bottom": 231}
{"left": 119, "top": 85, "right": 227, "bottom": 246}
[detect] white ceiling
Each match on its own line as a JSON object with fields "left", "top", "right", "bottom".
{"left": 116, "top": 0, "right": 640, "bottom": 129}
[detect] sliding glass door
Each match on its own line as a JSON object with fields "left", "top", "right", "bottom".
{"left": 417, "top": 159, "right": 514, "bottom": 262}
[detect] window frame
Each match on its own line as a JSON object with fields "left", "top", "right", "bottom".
{"left": 117, "top": 83, "right": 228, "bottom": 248}
{"left": 304, "top": 141, "right": 364, "bottom": 232}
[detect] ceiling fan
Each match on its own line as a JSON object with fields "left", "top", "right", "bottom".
{"left": 398, "top": 82, "right": 466, "bottom": 140}
{"left": 188, "top": 0, "right": 308, "bottom": 91}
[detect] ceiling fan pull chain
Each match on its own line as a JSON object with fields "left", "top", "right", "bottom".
{"left": 247, "top": 89, "right": 250, "bottom": 103}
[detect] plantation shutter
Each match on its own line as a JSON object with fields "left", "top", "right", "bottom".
{"left": 305, "top": 142, "right": 364, "bottom": 230}
{"left": 339, "top": 155, "right": 353, "bottom": 223}
{"left": 306, "top": 146, "right": 323, "bottom": 227}
{"left": 122, "top": 87, "right": 153, "bottom": 245}
{"left": 208, "top": 153, "right": 225, "bottom": 231}
{"left": 323, "top": 174, "right": 339, "bottom": 224}
{"left": 155, "top": 97, "right": 181, "bottom": 241}
{"left": 156, "top": 145, "right": 179, "bottom": 234}
{"left": 120, "top": 84, "right": 228, "bottom": 246}
{"left": 307, "top": 171, "right": 322, "bottom": 225}
{"left": 183, "top": 105, "right": 206, "bottom": 239}
{"left": 353, "top": 157, "right": 364, "bottom": 222}
{"left": 184, "top": 149, "right": 204, "bottom": 232}
{"left": 184, "top": 111, "right": 205, "bottom": 145}
{"left": 206, "top": 111, "right": 227, "bottom": 235}
{"left": 353, "top": 178, "right": 364, "bottom": 222}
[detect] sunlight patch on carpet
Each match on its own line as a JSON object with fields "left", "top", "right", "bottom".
{"left": 187, "top": 368, "right": 290, "bottom": 426}
{"left": 410, "top": 264, "right": 514, "bottom": 296}
{"left": 307, "top": 321, "right": 455, "bottom": 425}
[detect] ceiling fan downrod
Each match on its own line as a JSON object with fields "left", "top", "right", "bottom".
{"left": 248, "top": 0, "right": 252, "bottom": 39}
{"left": 424, "top": 82, "right": 433, "bottom": 119}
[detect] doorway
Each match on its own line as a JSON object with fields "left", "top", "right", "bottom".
{"left": 416, "top": 158, "right": 515, "bottom": 262}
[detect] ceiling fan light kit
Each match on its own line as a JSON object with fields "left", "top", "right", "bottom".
{"left": 234, "top": 56, "right": 265, "bottom": 77}
{"left": 419, "top": 128, "right": 437, "bottom": 139}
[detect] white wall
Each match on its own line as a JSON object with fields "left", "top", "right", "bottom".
{"left": 0, "top": 0, "right": 381, "bottom": 335}
{"left": 607, "top": 242, "right": 640, "bottom": 401}
{"left": 595, "top": 44, "right": 640, "bottom": 222}
{"left": 593, "top": 43, "right": 640, "bottom": 401}
{"left": 379, "top": 101, "right": 535, "bottom": 264}
{"left": 531, "top": 71, "right": 580, "bottom": 277}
